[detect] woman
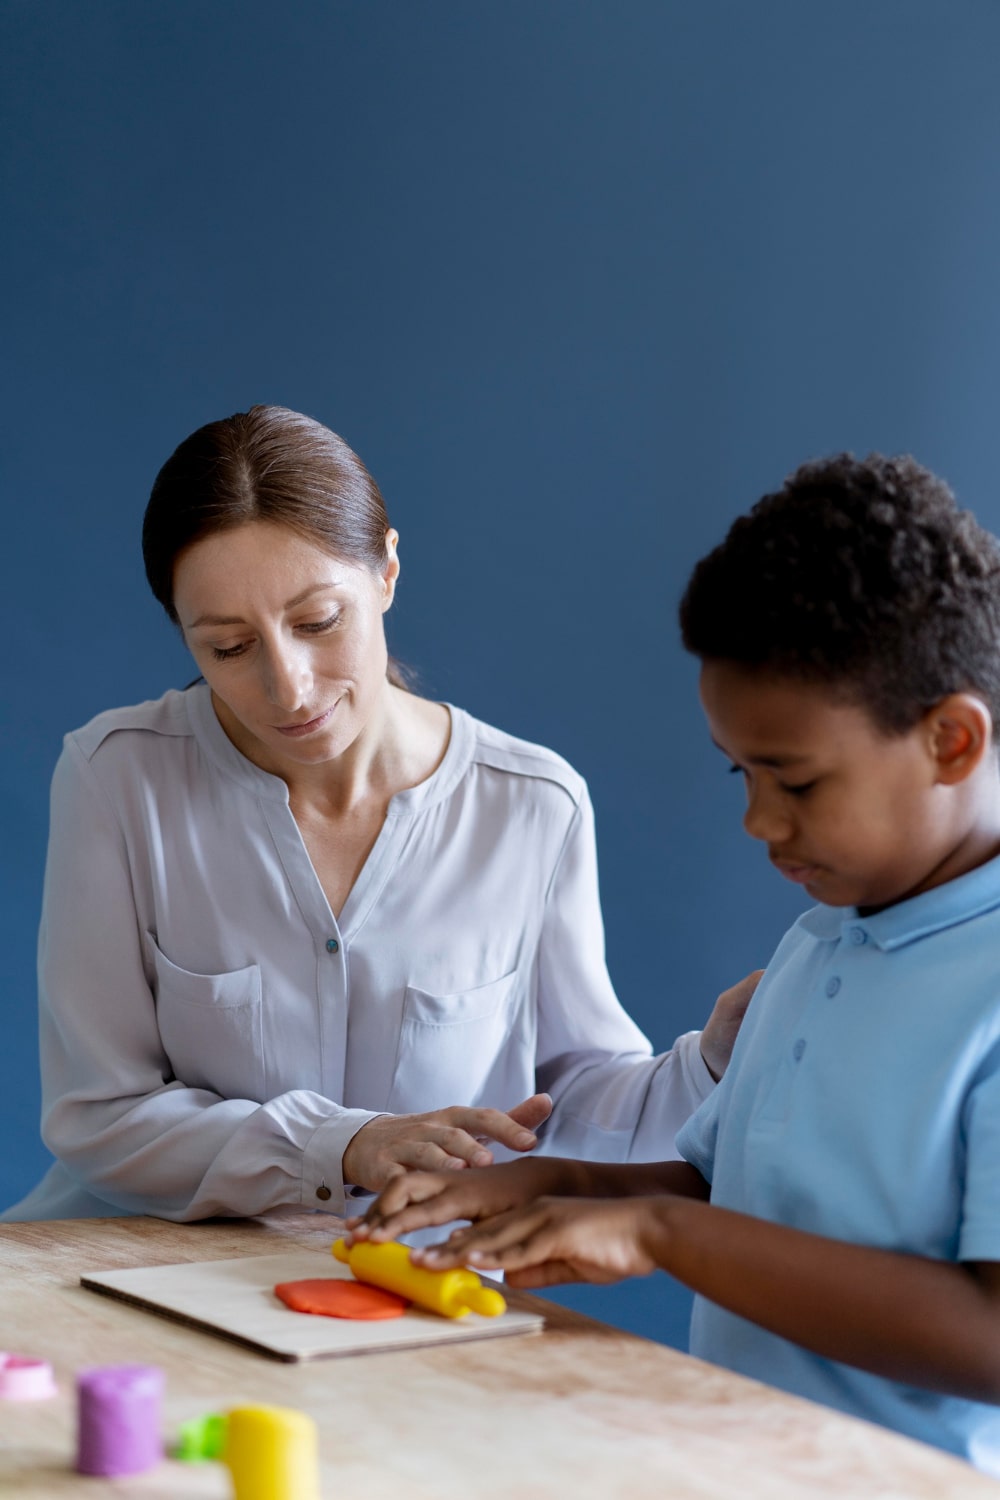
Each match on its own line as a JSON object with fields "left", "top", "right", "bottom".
{"left": 4, "top": 406, "right": 755, "bottom": 1223}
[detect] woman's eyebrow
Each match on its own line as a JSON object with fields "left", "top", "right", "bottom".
{"left": 188, "top": 581, "right": 341, "bottom": 629}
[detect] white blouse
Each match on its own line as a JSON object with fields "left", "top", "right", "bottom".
{"left": 4, "top": 685, "right": 713, "bottom": 1222}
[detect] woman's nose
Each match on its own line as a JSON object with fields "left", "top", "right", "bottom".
{"left": 261, "top": 642, "right": 311, "bottom": 711}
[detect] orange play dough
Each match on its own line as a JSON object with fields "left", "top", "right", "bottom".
{"left": 274, "top": 1278, "right": 409, "bottom": 1320}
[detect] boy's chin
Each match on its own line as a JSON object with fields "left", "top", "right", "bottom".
{"left": 798, "top": 869, "right": 861, "bottom": 907}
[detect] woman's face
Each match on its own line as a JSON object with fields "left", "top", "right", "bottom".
{"left": 173, "top": 520, "right": 399, "bottom": 773}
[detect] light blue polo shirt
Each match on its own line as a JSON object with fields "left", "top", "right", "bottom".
{"left": 676, "top": 854, "right": 1000, "bottom": 1472}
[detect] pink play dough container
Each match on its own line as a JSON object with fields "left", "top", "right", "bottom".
{"left": 0, "top": 1354, "right": 58, "bottom": 1401}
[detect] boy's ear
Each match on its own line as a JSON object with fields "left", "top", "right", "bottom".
{"left": 925, "top": 694, "right": 994, "bottom": 785}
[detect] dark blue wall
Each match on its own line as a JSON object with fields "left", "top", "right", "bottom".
{"left": 4, "top": 1, "right": 1000, "bottom": 1348}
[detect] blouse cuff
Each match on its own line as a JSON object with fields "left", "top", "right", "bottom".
{"left": 300, "top": 1108, "right": 384, "bottom": 1215}
{"left": 673, "top": 1029, "right": 717, "bottom": 1104}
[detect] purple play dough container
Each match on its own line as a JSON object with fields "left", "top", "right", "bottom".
{"left": 76, "top": 1364, "right": 165, "bottom": 1476}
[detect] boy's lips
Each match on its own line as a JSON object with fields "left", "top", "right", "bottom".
{"left": 771, "top": 856, "right": 823, "bottom": 885}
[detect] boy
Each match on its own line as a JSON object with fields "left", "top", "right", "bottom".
{"left": 348, "top": 454, "right": 1000, "bottom": 1472}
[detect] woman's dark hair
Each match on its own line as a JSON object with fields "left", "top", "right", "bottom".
{"left": 143, "top": 405, "right": 410, "bottom": 688}
{"left": 679, "top": 453, "right": 1000, "bottom": 733}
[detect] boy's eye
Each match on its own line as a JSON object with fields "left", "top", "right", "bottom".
{"left": 727, "top": 763, "right": 747, "bottom": 778}
{"left": 780, "top": 780, "right": 817, "bottom": 797}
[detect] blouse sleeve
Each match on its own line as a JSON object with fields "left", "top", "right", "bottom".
{"left": 36, "top": 738, "right": 379, "bottom": 1219}
{"left": 534, "top": 786, "right": 716, "bottom": 1163}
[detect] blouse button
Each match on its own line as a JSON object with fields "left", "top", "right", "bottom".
{"left": 326, "top": 938, "right": 340, "bottom": 953}
{"left": 316, "top": 1184, "right": 332, "bottom": 1201}
{"left": 793, "top": 1038, "right": 807, "bottom": 1061}
{"left": 825, "top": 976, "right": 841, "bottom": 997}
{"left": 849, "top": 927, "right": 867, "bottom": 946}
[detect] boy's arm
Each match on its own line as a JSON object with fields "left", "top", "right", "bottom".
{"left": 346, "top": 1156, "right": 708, "bottom": 1243}
{"left": 415, "top": 1194, "right": 1000, "bottom": 1404}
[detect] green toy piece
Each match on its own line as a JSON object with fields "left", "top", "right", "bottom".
{"left": 173, "top": 1411, "right": 228, "bottom": 1463}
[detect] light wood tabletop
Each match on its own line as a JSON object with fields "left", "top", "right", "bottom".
{"left": 1, "top": 1211, "right": 998, "bottom": 1498}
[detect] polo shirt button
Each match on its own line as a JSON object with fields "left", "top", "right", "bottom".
{"left": 793, "top": 1038, "right": 807, "bottom": 1061}
{"left": 326, "top": 938, "right": 339, "bottom": 953}
{"left": 316, "top": 1184, "right": 332, "bottom": 1201}
{"left": 849, "top": 927, "right": 867, "bottom": 945}
{"left": 825, "top": 976, "right": 841, "bottom": 997}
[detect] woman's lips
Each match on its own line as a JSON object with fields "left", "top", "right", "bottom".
{"left": 275, "top": 706, "right": 335, "bottom": 738}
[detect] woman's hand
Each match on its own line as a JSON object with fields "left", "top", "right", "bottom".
{"left": 341, "top": 1093, "right": 553, "bottom": 1195}
{"left": 410, "top": 1195, "right": 667, "bottom": 1289}
{"left": 345, "top": 1154, "right": 579, "bottom": 1244}
{"left": 699, "top": 968, "right": 764, "bottom": 1081}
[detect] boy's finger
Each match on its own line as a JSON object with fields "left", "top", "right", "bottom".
{"left": 354, "top": 1172, "right": 439, "bottom": 1235}
{"left": 366, "top": 1194, "right": 472, "bottom": 1244}
{"left": 418, "top": 1209, "right": 538, "bottom": 1269}
{"left": 408, "top": 1241, "right": 468, "bottom": 1269}
{"left": 507, "top": 1259, "right": 583, "bottom": 1290}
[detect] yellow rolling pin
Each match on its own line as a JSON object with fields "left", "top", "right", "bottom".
{"left": 332, "top": 1237, "right": 506, "bottom": 1319}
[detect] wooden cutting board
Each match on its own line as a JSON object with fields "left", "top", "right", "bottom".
{"left": 81, "top": 1250, "right": 544, "bottom": 1362}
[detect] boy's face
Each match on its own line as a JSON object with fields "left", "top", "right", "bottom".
{"left": 699, "top": 661, "right": 978, "bottom": 913}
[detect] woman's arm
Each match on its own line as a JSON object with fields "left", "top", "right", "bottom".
{"left": 530, "top": 790, "right": 748, "bottom": 1163}
{"left": 412, "top": 1192, "right": 1000, "bottom": 1403}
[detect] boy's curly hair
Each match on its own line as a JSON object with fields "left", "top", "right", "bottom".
{"left": 679, "top": 453, "right": 1000, "bottom": 733}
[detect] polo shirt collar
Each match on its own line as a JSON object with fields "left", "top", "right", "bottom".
{"left": 798, "top": 852, "right": 1000, "bottom": 952}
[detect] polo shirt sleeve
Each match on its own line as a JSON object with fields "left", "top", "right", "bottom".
{"left": 958, "top": 1035, "right": 1000, "bottom": 1263}
{"left": 674, "top": 1085, "right": 722, "bottom": 1185}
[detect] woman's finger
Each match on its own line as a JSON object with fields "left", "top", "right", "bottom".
{"left": 417, "top": 1122, "right": 495, "bottom": 1168}
{"left": 443, "top": 1106, "right": 539, "bottom": 1153}
{"left": 396, "top": 1138, "right": 470, "bottom": 1175}
{"left": 503, "top": 1093, "right": 553, "bottom": 1134}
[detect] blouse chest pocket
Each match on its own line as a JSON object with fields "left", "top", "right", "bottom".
{"left": 146, "top": 934, "right": 265, "bottom": 1103}
{"left": 386, "top": 969, "right": 523, "bottom": 1114}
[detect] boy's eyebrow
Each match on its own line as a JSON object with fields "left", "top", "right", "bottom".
{"left": 710, "top": 737, "right": 812, "bottom": 769}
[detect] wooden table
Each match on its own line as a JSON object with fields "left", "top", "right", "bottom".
{"left": 1, "top": 1213, "right": 997, "bottom": 1498}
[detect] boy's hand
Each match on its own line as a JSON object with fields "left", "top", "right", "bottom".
{"left": 344, "top": 1155, "right": 574, "bottom": 1244}
{"left": 411, "top": 1196, "right": 665, "bottom": 1289}
{"left": 699, "top": 968, "right": 764, "bottom": 1080}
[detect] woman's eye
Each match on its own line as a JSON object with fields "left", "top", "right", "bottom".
{"left": 211, "top": 641, "right": 251, "bottom": 661}
{"left": 298, "top": 614, "right": 340, "bottom": 635}
{"left": 781, "top": 780, "right": 817, "bottom": 797}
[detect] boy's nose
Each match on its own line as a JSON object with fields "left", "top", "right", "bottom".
{"left": 743, "top": 788, "right": 794, "bottom": 844}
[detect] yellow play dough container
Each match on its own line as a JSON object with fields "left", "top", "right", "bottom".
{"left": 223, "top": 1404, "right": 320, "bottom": 1500}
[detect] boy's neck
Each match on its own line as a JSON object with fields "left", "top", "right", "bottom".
{"left": 858, "top": 798, "right": 1000, "bottom": 917}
